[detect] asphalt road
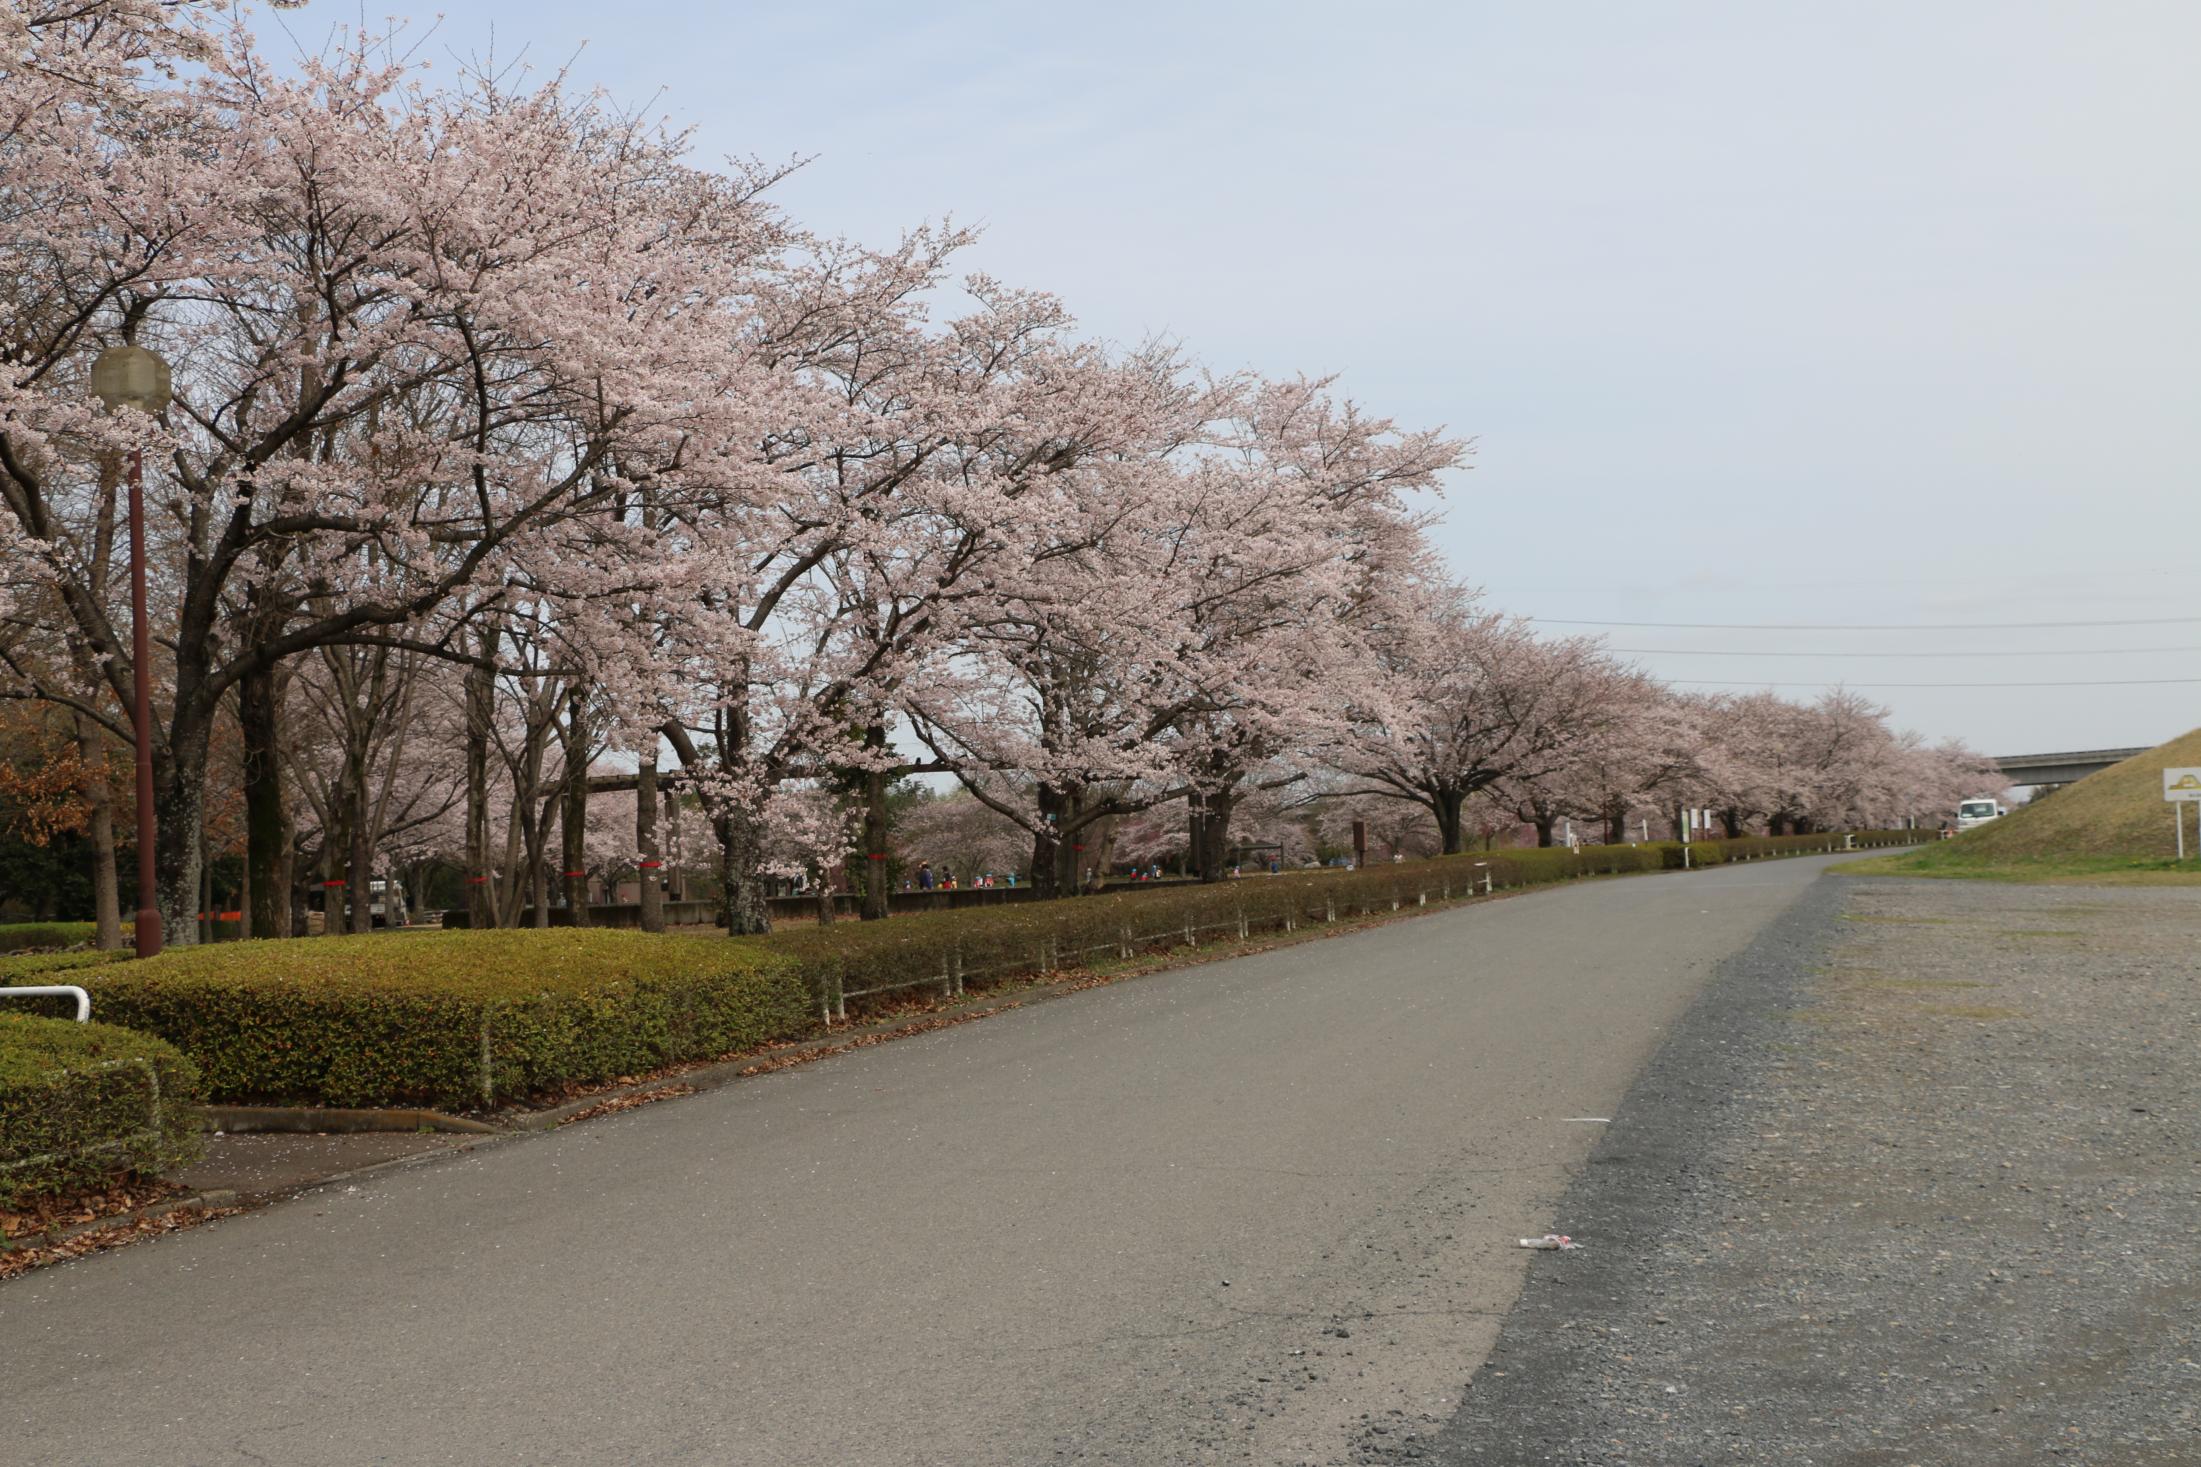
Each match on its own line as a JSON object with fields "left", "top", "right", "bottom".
{"left": 6, "top": 855, "right": 1851, "bottom": 1467}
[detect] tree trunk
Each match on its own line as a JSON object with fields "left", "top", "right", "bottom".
{"left": 562, "top": 695, "right": 590, "bottom": 926}
{"left": 465, "top": 659, "right": 495, "bottom": 927}
{"left": 152, "top": 702, "right": 213, "bottom": 947}
{"left": 1603, "top": 805, "right": 1626, "bottom": 845}
{"left": 860, "top": 724, "right": 891, "bottom": 921}
{"left": 524, "top": 800, "right": 550, "bottom": 928}
{"left": 72, "top": 713, "right": 124, "bottom": 949}
{"left": 198, "top": 826, "right": 213, "bottom": 944}
{"left": 1055, "top": 807, "right": 1083, "bottom": 894}
{"left": 1091, "top": 815, "right": 1118, "bottom": 892}
{"left": 1720, "top": 809, "right": 1744, "bottom": 838}
{"left": 238, "top": 666, "right": 291, "bottom": 940}
{"left": 1193, "top": 787, "right": 1238, "bottom": 882}
{"left": 716, "top": 803, "right": 771, "bottom": 935}
{"left": 1030, "top": 783, "right": 1069, "bottom": 900}
{"left": 347, "top": 768, "right": 373, "bottom": 935}
{"left": 1534, "top": 814, "right": 1558, "bottom": 848}
{"left": 1435, "top": 789, "right": 1466, "bottom": 856}
{"left": 637, "top": 755, "right": 664, "bottom": 933}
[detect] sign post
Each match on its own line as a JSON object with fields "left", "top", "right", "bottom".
{"left": 2162, "top": 768, "right": 2201, "bottom": 859}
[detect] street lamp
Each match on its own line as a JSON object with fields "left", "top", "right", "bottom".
{"left": 88, "top": 345, "right": 171, "bottom": 959}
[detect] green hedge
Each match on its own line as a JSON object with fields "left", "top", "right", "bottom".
{"left": 1, "top": 830, "right": 1916, "bottom": 1113}
{"left": 0, "top": 950, "right": 133, "bottom": 1023}
{"left": 766, "top": 843, "right": 1669, "bottom": 1016}
{"left": 0, "top": 921, "right": 101, "bottom": 954}
{"left": 45, "top": 931, "right": 813, "bottom": 1111}
{"left": 767, "top": 830, "right": 1918, "bottom": 1017}
{"left": 0, "top": 948, "right": 129, "bottom": 981}
{"left": 0, "top": 1012, "right": 204, "bottom": 1207}
{"left": 1660, "top": 830, "right": 1919, "bottom": 867}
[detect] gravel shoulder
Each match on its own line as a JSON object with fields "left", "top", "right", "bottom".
{"left": 1424, "top": 873, "right": 2201, "bottom": 1465}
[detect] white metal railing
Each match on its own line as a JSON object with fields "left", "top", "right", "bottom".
{"left": 1, "top": 985, "right": 92, "bottom": 1022}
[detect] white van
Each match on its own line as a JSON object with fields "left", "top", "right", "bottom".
{"left": 1955, "top": 799, "right": 2003, "bottom": 831}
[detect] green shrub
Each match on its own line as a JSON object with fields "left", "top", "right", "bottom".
{"left": 1679, "top": 830, "right": 1917, "bottom": 866}
{"left": 0, "top": 1012, "right": 204, "bottom": 1207}
{"left": 0, "top": 948, "right": 129, "bottom": 981}
{"left": 3, "top": 828, "right": 1916, "bottom": 1112}
{"left": 0, "top": 950, "right": 129, "bottom": 1022}
{"left": 766, "top": 830, "right": 1915, "bottom": 1017}
{"left": 0, "top": 921, "right": 101, "bottom": 954}
{"left": 61, "top": 930, "right": 812, "bottom": 1111}
{"left": 766, "top": 845, "right": 1670, "bottom": 1016}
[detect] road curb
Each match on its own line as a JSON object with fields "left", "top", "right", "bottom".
{"left": 202, "top": 1104, "right": 502, "bottom": 1135}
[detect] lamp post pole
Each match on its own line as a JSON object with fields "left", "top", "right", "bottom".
{"left": 89, "top": 345, "right": 172, "bottom": 959}
{"left": 125, "top": 442, "right": 159, "bottom": 957}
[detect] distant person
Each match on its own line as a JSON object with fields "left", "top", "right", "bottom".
{"left": 917, "top": 861, "right": 935, "bottom": 890}
{"left": 1006, "top": 871, "right": 1017, "bottom": 887}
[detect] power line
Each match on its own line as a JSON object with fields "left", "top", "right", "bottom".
{"left": 1672, "top": 677, "right": 2201, "bottom": 689}
{"left": 1610, "top": 645, "right": 2201, "bottom": 659}
{"left": 1534, "top": 615, "right": 2201, "bottom": 631}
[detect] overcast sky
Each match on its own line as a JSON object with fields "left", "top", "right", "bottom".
{"left": 273, "top": 0, "right": 2199, "bottom": 755}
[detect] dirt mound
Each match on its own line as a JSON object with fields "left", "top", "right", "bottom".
{"left": 1955, "top": 727, "right": 2201, "bottom": 860}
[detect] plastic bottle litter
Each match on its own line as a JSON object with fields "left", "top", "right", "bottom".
{"left": 1517, "top": 1233, "right": 1580, "bottom": 1250}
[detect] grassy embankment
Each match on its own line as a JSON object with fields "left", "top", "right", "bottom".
{"left": 1839, "top": 726, "right": 2201, "bottom": 885}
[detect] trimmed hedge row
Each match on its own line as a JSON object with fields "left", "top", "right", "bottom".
{"left": 1, "top": 830, "right": 1914, "bottom": 1113}
{"left": 35, "top": 931, "right": 813, "bottom": 1111}
{"left": 765, "top": 830, "right": 1918, "bottom": 1017}
{"left": 0, "top": 921, "right": 101, "bottom": 954}
{"left": 0, "top": 1012, "right": 204, "bottom": 1207}
{"left": 0, "top": 948, "right": 129, "bottom": 981}
{"left": 0, "top": 950, "right": 138, "bottom": 1024}
{"left": 767, "top": 849, "right": 1622, "bottom": 1016}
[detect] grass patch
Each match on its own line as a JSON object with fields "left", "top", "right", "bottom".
{"left": 1835, "top": 847, "right": 2201, "bottom": 886}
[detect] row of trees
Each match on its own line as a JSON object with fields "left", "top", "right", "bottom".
{"left": 0, "top": 3, "right": 2001, "bottom": 943}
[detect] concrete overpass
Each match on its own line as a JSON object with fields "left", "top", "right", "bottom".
{"left": 1993, "top": 747, "right": 2147, "bottom": 788}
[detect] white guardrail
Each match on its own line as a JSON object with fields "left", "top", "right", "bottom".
{"left": 1, "top": 985, "right": 92, "bottom": 1022}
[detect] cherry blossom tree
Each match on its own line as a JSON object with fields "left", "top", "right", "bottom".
{"left": 1325, "top": 582, "right": 1628, "bottom": 854}
{"left": 2, "top": 9, "right": 804, "bottom": 940}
